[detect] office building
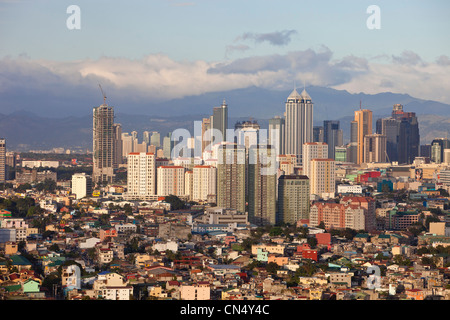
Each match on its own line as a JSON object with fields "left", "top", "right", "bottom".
{"left": 269, "top": 116, "right": 285, "bottom": 156}
{"left": 313, "top": 126, "right": 324, "bottom": 143}
{"left": 150, "top": 131, "right": 161, "bottom": 148}
{"left": 163, "top": 133, "right": 174, "bottom": 159}
{"left": 248, "top": 145, "right": 277, "bottom": 226}
{"left": 0, "top": 139, "right": 5, "bottom": 184}
{"left": 277, "top": 175, "right": 310, "bottom": 225}
{"left": 93, "top": 104, "right": 115, "bottom": 185}
{"left": 113, "top": 124, "right": 123, "bottom": 168}
{"left": 431, "top": 138, "right": 450, "bottom": 164}
{"left": 392, "top": 104, "right": 420, "bottom": 164}
{"left": 354, "top": 109, "right": 373, "bottom": 164}
{"left": 213, "top": 100, "right": 228, "bottom": 142}
{"left": 216, "top": 143, "right": 246, "bottom": 213}
{"left": 284, "top": 88, "right": 314, "bottom": 164}
{"left": 323, "top": 120, "right": 343, "bottom": 159}
{"left": 363, "top": 134, "right": 387, "bottom": 163}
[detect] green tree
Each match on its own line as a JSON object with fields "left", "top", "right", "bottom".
{"left": 163, "top": 195, "right": 186, "bottom": 210}
{"left": 266, "top": 262, "right": 280, "bottom": 275}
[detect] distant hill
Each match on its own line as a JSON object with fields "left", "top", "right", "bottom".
{"left": 0, "top": 86, "right": 449, "bottom": 151}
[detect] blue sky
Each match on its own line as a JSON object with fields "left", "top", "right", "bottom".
{"left": 0, "top": 0, "right": 449, "bottom": 116}
{"left": 1, "top": 0, "right": 448, "bottom": 62}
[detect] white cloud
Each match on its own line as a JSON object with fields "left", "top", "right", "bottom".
{"left": 0, "top": 49, "right": 449, "bottom": 112}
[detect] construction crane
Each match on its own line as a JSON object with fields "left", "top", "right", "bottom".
{"left": 98, "top": 84, "right": 107, "bottom": 105}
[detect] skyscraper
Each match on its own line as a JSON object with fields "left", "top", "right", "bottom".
{"left": 354, "top": 109, "right": 373, "bottom": 164}
{"left": 93, "top": 104, "right": 115, "bottom": 185}
{"left": 235, "top": 120, "right": 260, "bottom": 151}
{"left": 313, "top": 126, "right": 324, "bottom": 143}
{"left": 277, "top": 175, "right": 310, "bottom": 225}
{"left": 113, "top": 123, "right": 123, "bottom": 169}
{"left": 284, "top": 88, "right": 314, "bottom": 164}
{"left": 248, "top": 145, "right": 277, "bottom": 226}
{"left": 376, "top": 118, "right": 399, "bottom": 163}
{"left": 201, "top": 117, "right": 212, "bottom": 155}
{"left": 150, "top": 131, "right": 161, "bottom": 148}
{"left": 392, "top": 104, "right": 420, "bottom": 164}
{"left": 0, "top": 138, "right": 5, "bottom": 184}
{"left": 269, "top": 116, "right": 285, "bottom": 156}
{"left": 375, "top": 105, "right": 420, "bottom": 164}
{"left": 364, "top": 134, "right": 387, "bottom": 163}
{"left": 217, "top": 143, "right": 246, "bottom": 213}
{"left": 213, "top": 100, "right": 228, "bottom": 142}
{"left": 163, "top": 133, "right": 173, "bottom": 159}
{"left": 431, "top": 138, "right": 450, "bottom": 164}
{"left": 323, "top": 120, "right": 343, "bottom": 160}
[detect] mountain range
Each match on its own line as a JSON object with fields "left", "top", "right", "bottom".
{"left": 1, "top": 86, "right": 449, "bottom": 152}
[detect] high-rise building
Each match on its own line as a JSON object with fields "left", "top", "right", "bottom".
{"left": 163, "top": 133, "right": 173, "bottom": 159}
{"left": 71, "top": 173, "right": 93, "bottom": 200}
{"left": 217, "top": 143, "right": 246, "bottom": 213}
{"left": 235, "top": 120, "right": 260, "bottom": 151}
{"left": 113, "top": 124, "right": 123, "bottom": 168}
{"left": 143, "top": 131, "right": 151, "bottom": 145}
{"left": 363, "top": 134, "right": 387, "bottom": 163}
{"left": 192, "top": 165, "right": 217, "bottom": 203}
{"left": 354, "top": 109, "right": 373, "bottom": 164}
{"left": 277, "top": 175, "right": 310, "bottom": 225}
{"left": 151, "top": 131, "right": 161, "bottom": 148}
{"left": 0, "top": 138, "right": 5, "bottom": 184}
{"left": 93, "top": 104, "right": 115, "bottom": 185}
{"left": 323, "top": 120, "right": 343, "bottom": 160}
{"left": 121, "top": 133, "right": 134, "bottom": 159}
{"left": 284, "top": 88, "right": 314, "bottom": 164}
{"left": 201, "top": 117, "right": 212, "bottom": 155}
{"left": 310, "top": 159, "right": 335, "bottom": 199}
{"left": 269, "top": 116, "right": 285, "bottom": 156}
{"left": 392, "top": 104, "right": 420, "bottom": 164}
{"left": 213, "top": 100, "right": 228, "bottom": 142}
{"left": 313, "top": 126, "right": 324, "bottom": 143}
{"left": 248, "top": 145, "right": 277, "bottom": 226}
{"left": 376, "top": 118, "right": 399, "bottom": 163}
{"left": 126, "top": 152, "right": 156, "bottom": 200}
{"left": 157, "top": 165, "right": 185, "bottom": 197}
{"left": 302, "top": 142, "right": 328, "bottom": 179}
{"left": 431, "top": 138, "right": 450, "bottom": 164}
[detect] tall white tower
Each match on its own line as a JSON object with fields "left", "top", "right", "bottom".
{"left": 284, "top": 88, "right": 313, "bottom": 164}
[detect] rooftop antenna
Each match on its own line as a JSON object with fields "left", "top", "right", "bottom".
{"left": 98, "top": 84, "right": 107, "bottom": 105}
{"left": 360, "top": 100, "right": 362, "bottom": 110}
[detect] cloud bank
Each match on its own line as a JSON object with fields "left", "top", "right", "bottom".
{"left": 0, "top": 47, "right": 449, "bottom": 116}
